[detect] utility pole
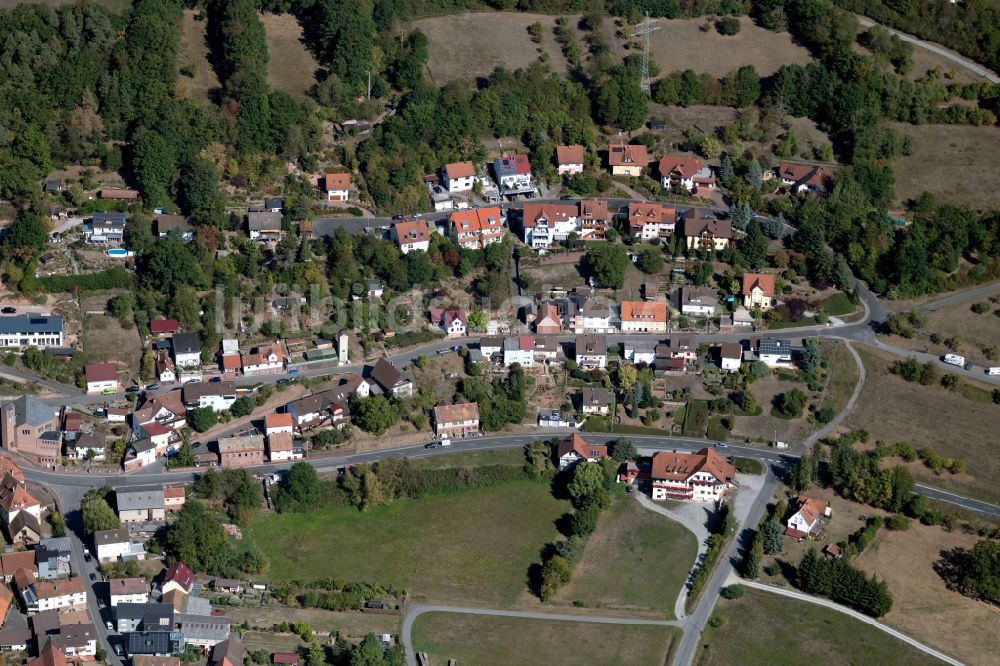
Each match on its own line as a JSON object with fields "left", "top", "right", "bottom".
{"left": 632, "top": 12, "right": 660, "bottom": 96}
{"left": 367, "top": 71, "right": 372, "bottom": 100}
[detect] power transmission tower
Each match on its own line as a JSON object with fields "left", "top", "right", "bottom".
{"left": 632, "top": 12, "right": 661, "bottom": 96}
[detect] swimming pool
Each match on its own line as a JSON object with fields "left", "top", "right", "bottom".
{"left": 106, "top": 248, "right": 130, "bottom": 257}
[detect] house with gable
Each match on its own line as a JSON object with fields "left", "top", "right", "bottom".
{"left": 785, "top": 496, "right": 831, "bottom": 539}
{"left": 682, "top": 210, "right": 732, "bottom": 251}
{"left": 650, "top": 448, "right": 735, "bottom": 502}
{"left": 555, "top": 434, "right": 608, "bottom": 470}
{"left": 442, "top": 161, "right": 476, "bottom": 193}
{"left": 493, "top": 154, "right": 533, "bottom": 194}
{"left": 742, "top": 273, "right": 776, "bottom": 311}
{"left": 391, "top": 219, "right": 431, "bottom": 254}
{"left": 369, "top": 358, "right": 413, "bottom": 398}
{"left": 777, "top": 162, "right": 834, "bottom": 196}
{"left": 575, "top": 334, "right": 608, "bottom": 369}
{"left": 520, "top": 203, "right": 578, "bottom": 249}
{"left": 578, "top": 199, "right": 614, "bottom": 240}
{"left": 625, "top": 202, "right": 676, "bottom": 240}
{"left": 658, "top": 155, "right": 715, "bottom": 194}
{"left": 620, "top": 301, "right": 668, "bottom": 334}
{"left": 555, "top": 145, "right": 585, "bottom": 175}
{"left": 241, "top": 342, "right": 285, "bottom": 376}
{"left": 323, "top": 173, "right": 350, "bottom": 201}
{"left": 607, "top": 144, "right": 648, "bottom": 177}
{"left": 246, "top": 211, "right": 283, "bottom": 241}
{"left": 433, "top": 402, "right": 480, "bottom": 439}
{"left": 429, "top": 309, "right": 467, "bottom": 338}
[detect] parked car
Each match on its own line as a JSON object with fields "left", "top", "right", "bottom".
{"left": 89, "top": 573, "right": 96, "bottom": 581}
{"left": 714, "top": 442, "right": 728, "bottom": 448}
{"left": 147, "top": 383, "right": 159, "bottom": 390}
{"left": 101, "top": 387, "right": 116, "bottom": 395}
{"left": 210, "top": 377, "right": 222, "bottom": 382}
{"left": 0, "top": 307, "right": 15, "bottom": 314}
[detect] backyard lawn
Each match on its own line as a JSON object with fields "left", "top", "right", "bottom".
{"left": 412, "top": 612, "right": 680, "bottom": 666}
{"left": 553, "top": 496, "right": 697, "bottom": 618}
{"left": 697, "top": 588, "right": 946, "bottom": 666}
{"left": 248, "top": 482, "right": 567, "bottom": 606}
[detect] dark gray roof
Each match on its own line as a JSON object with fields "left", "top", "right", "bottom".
{"left": 95, "top": 528, "right": 131, "bottom": 545}
{"left": 0, "top": 315, "right": 63, "bottom": 335}
{"left": 759, "top": 339, "right": 791, "bottom": 355}
{"left": 116, "top": 486, "right": 165, "bottom": 511}
{"left": 581, "top": 387, "right": 613, "bottom": 407}
{"left": 126, "top": 630, "right": 182, "bottom": 655}
{"left": 0, "top": 626, "right": 31, "bottom": 646}
{"left": 176, "top": 613, "right": 230, "bottom": 641}
{"left": 264, "top": 197, "right": 284, "bottom": 209}
{"left": 3, "top": 395, "right": 55, "bottom": 427}
{"left": 247, "top": 210, "right": 282, "bottom": 231}
{"left": 39, "top": 536, "right": 72, "bottom": 556}
{"left": 116, "top": 602, "right": 174, "bottom": 628}
{"left": 93, "top": 212, "right": 127, "bottom": 227}
{"left": 182, "top": 381, "right": 236, "bottom": 403}
{"left": 30, "top": 610, "right": 60, "bottom": 636}
{"left": 369, "top": 358, "right": 407, "bottom": 391}
{"left": 577, "top": 334, "right": 607, "bottom": 355}
{"left": 172, "top": 332, "right": 201, "bottom": 354}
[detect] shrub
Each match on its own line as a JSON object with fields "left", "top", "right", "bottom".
{"left": 763, "top": 562, "right": 781, "bottom": 576}
{"left": 886, "top": 514, "right": 911, "bottom": 531}
{"left": 971, "top": 302, "right": 990, "bottom": 314}
{"left": 720, "top": 584, "right": 744, "bottom": 599}
{"left": 716, "top": 16, "right": 741, "bottom": 36}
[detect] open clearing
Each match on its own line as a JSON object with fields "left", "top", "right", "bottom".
{"left": 225, "top": 606, "right": 398, "bottom": 640}
{"left": 891, "top": 122, "right": 1000, "bottom": 209}
{"left": 410, "top": 12, "right": 570, "bottom": 84}
{"left": 81, "top": 313, "right": 143, "bottom": 378}
{"left": 553, "top": 496, "right": 697, "bottom": 618}
{"left": 261, "top": 13, "right": 319, "bottom": 98}
{"left": 177, "top": 9, "right": 220, "bottom": 106}
{"left": 248, "top": 483, "right": 567, "bottom": 607}
{"left": 844, "top": 346, "right": 1000, "bottom": 503}
{"left": 878, "top": 297, "right": 1000, "bottom": 367}
{"left": 640, "top": 16, "right": 812, "bottom": 77}
{"left": 412, "top": 612, "right": 679, "bottom": 666}
{"left": 856, "top": 522, "right": 997, "bottom": 666}
{"left": 697, "top": 588, "right": 945, "bottom": 666}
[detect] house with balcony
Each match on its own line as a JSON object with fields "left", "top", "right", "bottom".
{"left": 84, "top": 212, "right": 127, "bottom": 245}
{"left": 650, "top": 448, "right": 735, "bottom": 501}
{"left": 658, "top": 155, "right": 715, "bottom": 194}
{"left": 620, "top": 301, "right": 667, "bottom": 334}
{"left": 580, "top": 387, "right": 613, "bottom": 416}
{"left": 577, "top": 199, "right": 614, "bottom": 240}
{"left": 442, "top": 162, "right": 476, "bottom": 193}
{"left": 181, "top": 382, "right": 236, "bottom": 413}
{"left": 757, "top": 338, "right": 792, "bottom": 368}
{"left": 626, "top": 202, "right": 676, "bottom": 240}
{"left": 433, "top": 402, "right": 480, "bottom": 439}
{"left": 555, "top": 145, "right": 585, "bottom": 175}
{"left": 777, "top": 162, "right": 833, "bottom": 196}
{"left": 682, "top": 210, "right": 732, "bottom": 251}
{"left": 502, "top": 336, "right": 535, "bottom": 368}
{"left": 742, "top": 273, "right": 776, "bottom": 311}
{"left": 492, "top": 154, "right": 533, "bottom": 195}
{"left": 575, "top": 334, "right": 607, "bottom": 369}
{"left": 521, "top": 203, "right": 578, "bottom": 249}
{"left": 391, "top": 219, "right": 431, "bottom": 254}
{"left": 607, "top": 144, "right": 648, "bottom": 177}
{"left": 449, "top": 207, "right": 504, "bottom": 249}
{"left": 571, "top": 298, "right": 613, "bottom": 334}
{"left": 0, "top": 315, "right": 64, "bottom": 350}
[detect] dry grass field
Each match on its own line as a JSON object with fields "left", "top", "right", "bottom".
{"left": 226, "top": 606, "right": 398, "bottom": 639}
{"left": 80, "top": 313, "right": 144, "bottom": 378}
{"left": 412, "top": 612, "right": 680, "bottom": 666}
{"left": 177, "top": 9, "right": 220, "bottom": 106}
{"left": 639, "top": 16, "right": 813, "bottom": 77}
{"left": 856, "top": 522, "right": 998, "bottom": 666}
{"left": 261, "top": 13, "right": 320, "bottom": 98}
{"left": 698, "top": 588, "right": 946, "bottom": 666}
{"left": 552, "top": 496, "right": 697, "bottom": 618}
{"left": 844, "top": 346, "right": 1000, "bottom": 503}
{"left": 877, "top": 296, "right": 1000, "bottom": 366}
{"left": 410, "top": 12, "right": 570, "bottom": 84}
{"left": 891, "top": 122, "right": 1000, "bottom": 209}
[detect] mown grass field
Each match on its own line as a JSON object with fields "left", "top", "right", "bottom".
{"left": 697, "top": 588, "right": 946, "bottom": 666}
{"left": 261, "top": 12, "right": 319, "bottom": 98}
{"left": 412, "top": 612, "right": 680, "bottom": 666}
{"left": 248, "top": 482, "right": 567, "bottom": 606}
{"left": 845, "top": 346, "right": 1000, "bottom": 503}
{"left": 177, "top": 9, "right": 220, "bottom": 106}
{"left": 553, "top": 497, "right": 697, "bottom": 618}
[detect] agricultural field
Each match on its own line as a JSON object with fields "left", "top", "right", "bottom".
{"left": 891, "top": 122, "right": 1000, "bottom": 209}
{"left": 552, "top": 496, "right": 697, "bottom": 618}
{"left": 247, "top": 482, "right": 568, "bottom": 606}
{"left": 412, "top": 612, "right": 680, "bottom": 666}
{"left": 639, "top": 16, "right": 813, "bottom": 77}
{"left": 844, "top": 346, "right": 1000, "bottom": 503}
{"left": 261, "top": 13, "right": 320, "bottom": 98}
{"left": 856, "top": 521, "right": 998, "bottom": 666}
{"left": 177, "top": 9, "right": 221, "bottom": 106}
{"left": 697, "top": 588, "right": 946, "bottom": 666}
{"left": 410, "top": 12, "right": 570, "bottom": 84}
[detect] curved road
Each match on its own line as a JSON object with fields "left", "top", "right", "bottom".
{"left": 856, "top": 16, "right": 1000, "bottom": 84}
{"left": 734, "top": 578, "right": 964, "bottom": 666}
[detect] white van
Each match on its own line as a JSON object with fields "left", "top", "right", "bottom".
{"left": 943, "top": 353, "right": 965, "bottom": 367}
{"left": 987, "top": 367, "right": 1000, "bottom": 376}
{"left": 440, "top": 437, "right": 452, "bottom": 447}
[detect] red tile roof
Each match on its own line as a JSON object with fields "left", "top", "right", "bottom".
{"left": 620, "top": 301, "right": 667, "bottom": 323}
{"left": 742, "top": 273, "right": 776, "bottom": 298}
{"left": 265, "top": 413, "right": 294, "bottom": 429}
{"left": 556, "top": 145, "right": 585, "bottom": 165}
{"left": 556, "top": 433, "right": 608, "bottom": 461}
{"left": 433, "top": 402, "right": 480, "bottom": 424}
{"left": 650, "top": 448, "right": 734, "bottom": 484}
{"left": 608, "top": 144, "right": 649, "bottom": 167}
{"left": 792, "top": 496, "right": 829, "bottom": 527}
{"left": 150, "top": 319, "right": 180, "bottom": 334}
{"left": 324, "top": 173, "right": 350, "bottom": 191}
{"left": 658, "top": 155, "right": 706, "bottom": 179}
{"left": 627, "top": 202, "right": 676, "bottom": 228}
{"left": 84, "top": 362, "right": 117, "bottom": 383}
{"left": 444, "top": 161, "right": 476, "bottom": 179}
{"left": 393, "top": 219, "right": 430, "bottom": 244}
{"left": 164, "top": 562, "right": 194, "bottom": 593}
{"left": 521, "top": 203, "right": 577, "bottom": 228}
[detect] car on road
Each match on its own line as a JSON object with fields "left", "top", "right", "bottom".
{"left": 210, "top": 377, "right": 222, "bottom": 382}
{"left": 98, "top": 599, "right": 106, "bottom": 609}
{"left": 147, "top": 383, "right": 159, "bottom": 390}
{"left": 964, "top": 361, "right": 974, "bottom": 371}
{"left": 277, "top": 378, "right": 297, "bottom": 385}
{"left": 391, "top": 215, "right": 403, "bottom": 221}
{"left": 106, "top": 621, "right": 114, "bottom": 631}
{"left": 125, "top": 386, "right": 139, "bottom": 394}
{"left": 100, "top": 387, "right": 116, "bottom": 395}
{"left": 424, "top": 442, "right": 440, "bottom": 449}
{"left": 560, "top": 195, "right": 574, "bottom": 200}
{"left": 714, "top": 442, "right": 728, "bottom": 448}
{"left": 0, "top": 307, "right": 15, "bottom": 314}
{"left": 89, "top": 573, "right": 96, "bottom": 581}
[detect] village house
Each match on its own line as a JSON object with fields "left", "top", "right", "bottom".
{"left": 626, "top": 202, "right": 676, "bottom": 240}
{"left": 620, "top": 301, "right": 668, "bottom": 334}
{"left": 650, "top": 448, "right": 735, "bottom": 502}
{"left": 134, "top": 422, "right": 172, "bottom": 456}
{"left": 429, "top": 309, "right": 467, "bottom": 338}
{"left": 156, "top": 351, "right": 177, "bottom": 384}
{"left": 493, "top": 154, "right": 533, "bottom": 194}
{"left": 658, "top": 155, "right": 716, "bottom": 194}
{"left": 575, "top": 334, "right": 608, "bottom": 369}
{"left": 84, "top": 212, "right": 127, "bottom": 245}
{"left": 172, "top": 333, "right": 202, "bottom": 367}
{"left": 369, "top": 358, "right": 413, "bottom": 398}
{"left": 478, "top": 336, "right": 503, "bottom": 360}
{"left": 555, "top": 145, "right": 585, "bottom": 175}
{"left": 502, "top": 336, "right": 535, "bottom": 368}
{"left": 520, "top": 202, "right": 578, "bottom": 249}
{"left": 433, "top": 402, "right": 480, "bottom": 439}
{"left": 241, "top": 343, "right": 285, "bottom": 376}
{"left": 32, "top": 576, "right": 86, "bottom": 613}
{"left": 164, "top": 486, "right": 186, "bottom": 512}
{"left": 264, "top": 197, "right": 284, "bottom": 213}
{"left": 556, "top": 434, "right": 608, "bottom": 470}
{"left": 115, "top": 602, "right": 175, "bottom": 633}
{"left": 84, "top": 362, "right": 118, "bottom": 395}
{"left": 110, "top": 577, "right": 149, "bottom": 607}
{"left": 719, "top": 342, "right": 743, "bottom": 372}
{"left": 132, "top": 391, "right": 187, "bottom": 431}
{"left": 607, "top": 144, "right": 648, "bottom": 177}
{"left": 36, "top": 537, "right": 71, "bottom": 579}
{"left": 116, "top": 487, "right": 166, "bottom": 524}
{"left": 577, "top": 199, "right": 614, "bottom": 240}
{"left": 785, "top": 496, "right": 831, "bottom": 539}
{"left": 66, "top": 431, "right": 106, "bottom": 461}
{"left": 534, "top": 303, "right": 563, "bottom": 335}
{"left": 1, "top": 396, "right": 61, "bottom": 465}
{"left": 155, "top": 215, "right": 193, "bottom": 241}
{"left": 218, "top": 435, "right": 265, "bottom": 468}
{"left": 442, "top": 161, "right": 476, "bottom": 193}
{"left": 681, "top": 286, "right": 718, "bottom": 317}
{"left": 123, "top": 439, "right": 157, "bottom": 472}
{"left": 0, "top": 315, "right": 64, "bottom": 350}
{"left": 266, "top": 432, "right": 302, "bottom": 462}
{"left": 682, "top": 210, "right": 732, "bottom": 251}
{"left": 284, "top": 390, "right": 340, "bottom": 429}
{"left": 182, "top": 382, "right": 237, "bottom": 413}
{"left": 757, "top": 338, "right": 792, "bottom": 368}
{"left": 177, "top": 613, "right": 232, "bottom": 648}
{"left": 264, "top": 413, "right": 294, "bottom": 437}
{"left": 162, "top": 562, "right": 195, "bottom": 596}
{"left": 211, "top": 637, "right": 245, "bottom": 666}
{"left": 580, "top": 387, "right": 613, "bottom": 416}
{"left": 53, "top": 622, "right": 98, "bottom": 659}
{"left": 0, "top": 474, "right": 41, "bottom": 525}
{"left": 624, "top": 340, "right": 657, "bottom": 365}
{"left": 0, "top": 550, "right": 36, "bottom": 583}
{"left": 742, "top": 273, "right": 776, "bottom": 311}
{"left": 777, "top": 162, "right": 834, "bottom": 196}
{"left": 571, "top": 298, "right": 614, "bottom": 334}
{"left": 448, "top": 207, "right": 504, "bottom": 249}
{"left": 323, "top": 173, "right": 350, "bottom": 201}
{"left": 391, "top": 219, "right": 431, "bottom": 254}
{"left": 246, "top": 210, "right": 283, "bottom": 241}
{"left": 532, "top": 335, "right": 561, "bottom": 365}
